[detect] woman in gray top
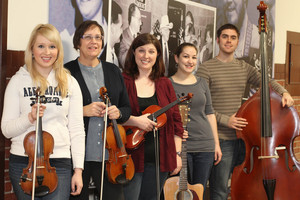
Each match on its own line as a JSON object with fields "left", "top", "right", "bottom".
{"left": 170, "top": 43, "right": 222, "bottom": 194}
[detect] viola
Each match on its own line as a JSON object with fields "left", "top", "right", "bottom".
{"left": 125, "top": 93, "right": 193, "bottom": 150}
{"left": 20, "top": 88, "right": 58, "bottom": 198}
{"left": 164, "top": 102, "right": 204, "bottom": 200}
{"left": 99, "top": 87, "right": 135, "bottom": 184}
{"left": 230, "top": 2, "right": 300, "bottom": 199}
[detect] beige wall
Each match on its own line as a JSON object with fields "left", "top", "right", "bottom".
{"left": 7, "top": 0, "right": 48, "bottom": 50}
{"left": 7, "top": 0, "right": 300, "bottom": 64}
{"left": 275, "top": 0, "right": 300, "bottom": 64}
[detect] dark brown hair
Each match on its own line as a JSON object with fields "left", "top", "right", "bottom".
{"left": 123, "top": 33, "right": 165, "bottom": 80}
{"left": 217, "top": 23, "right": 240, "bottom": 39}
{"left": 174, "top": 42, "right": 198, "bottom": 57}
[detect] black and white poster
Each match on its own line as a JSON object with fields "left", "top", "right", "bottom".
{"left": 49, "top": 0, "right": 275, "bottom": 76}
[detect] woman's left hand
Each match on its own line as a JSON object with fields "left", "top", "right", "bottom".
{"left": 170, "top": 154, "right": 182, "bottom": 176}
{"left": 182, "top": 130, "right": 188, "bottom": 141}
{"left": 214, "top": 144, "right": 222, "bottom": 165}
{"left": 101, "top": 105, "right": 121, "bottom": 120}
{"left": 70, "top": 168, "right": 83, "bottom": 196}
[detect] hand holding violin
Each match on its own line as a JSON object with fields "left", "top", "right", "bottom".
{"left": 83, "top": 102, "right": 122, "bottom": 119}
{"left": 83, "top": 102, "right": 106, "bottom": 117}
{"left": 28, "top": 104, "right": 46, "bottom": 124}
{"left": 124, "top": 114, "right": 158, "bottom": 132}
{"left": 104, "top": 105, "right": 122, "bottom": 120}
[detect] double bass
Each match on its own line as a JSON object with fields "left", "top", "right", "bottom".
{"left": 230, "top": 2, "right": 300, "bottom": 199}
{"left": 20, "top": 88, "right": 58, "bottom": 198}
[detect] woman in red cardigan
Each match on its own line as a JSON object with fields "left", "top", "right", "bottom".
{"left": 122, "top": 33, "right": 185, "bottom": 200}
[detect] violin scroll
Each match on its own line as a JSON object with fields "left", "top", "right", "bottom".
{"left": 99, "top": 87, "right": 109, "bottom": 102}
{"left": 181, "top": 93, "right": 193, "bottom": 102}
{"left": 257, "top": 1, "right": 268, "bottom": 33}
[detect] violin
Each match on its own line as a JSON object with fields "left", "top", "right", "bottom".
{"left": 20, "top": 88, "right": 58, "bottom": 197}
{"left": 124, "top": 93, "right": 193, "bottom": 150}
{"left": 99, "top": 87, "right": 135, "bottom": 184}
{"left": 230, "top": 2, "right": 300, "bottom": 199}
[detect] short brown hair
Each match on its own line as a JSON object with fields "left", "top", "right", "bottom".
{"left": 217, "top": 23, "right": 240, "bottom": 38}
{"left": 73, "top": 20, "right": 104, "bottom": 50}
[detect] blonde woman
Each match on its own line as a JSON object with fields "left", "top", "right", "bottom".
{"left": 1, "top": 24, "right": 85, "bottom": 199}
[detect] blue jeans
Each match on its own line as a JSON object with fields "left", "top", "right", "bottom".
{"left": 123, "top": 163, "right": 168, "bottom": 200}
{"left": 9, "top": 158, "right": 72, "bottom": 200}
{"left": 70, "top": 161, "right": 124, "bottom": 200}
{"left": 209, "top": 139, "right": 245, "bottom": 200}
{"left": 187, "top": 152, "right": 214, "bottom": 192}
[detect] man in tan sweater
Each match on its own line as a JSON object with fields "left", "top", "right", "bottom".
{"left": 196, "top": 23, "right": 294, "bottom": 200}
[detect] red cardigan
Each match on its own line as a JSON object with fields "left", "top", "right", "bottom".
{"left": 122, "top": 73, "right": 184, "bottom": 172}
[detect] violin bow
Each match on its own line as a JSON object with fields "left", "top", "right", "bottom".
{"left": 31, "top": 88, "right": 42, "bottom": 199}
{"left": 99, "top": 89, "right": 109, "bottom": 200}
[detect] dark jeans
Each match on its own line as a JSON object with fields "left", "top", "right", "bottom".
{"left": 209, "top": 139, "right": 245, "bottom": 200}
{"left": 9, "top": 156, "right": 72, "bottom": 200}
{"left": 123, "top": 163, "right": 168, "bottom": 200}
{"left": 70, "top": 161, "right": 124, "bottom": 200}
{"left": 187, "top": 151, "right": 214, "bottom": 192}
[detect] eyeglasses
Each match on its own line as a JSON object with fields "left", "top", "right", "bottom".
{"left": 81, "top": 35, "right": 103, "bottom": 42}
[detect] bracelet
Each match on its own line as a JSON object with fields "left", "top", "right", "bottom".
{"left": 176, "top": 151, "right": 182, "bottom": 157}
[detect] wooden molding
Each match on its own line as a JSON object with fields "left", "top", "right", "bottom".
{"left": 0, "top": 0, "right": 8, "bottom": 199}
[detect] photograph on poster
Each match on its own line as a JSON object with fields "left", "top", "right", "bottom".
{"left": 49, "top": 0, "right": 109, "bottom": 64}
{"left": 166, "top": 0, "right": 216, "bottom": 76}
{"left": 109, "top": 0, "right": 215, "bottom": 75}
{"left": 191, "top": 0, "right": 275, "bottom": 75}
{"left": 49, "top": 0, "right": 274, "bottom": 76}
{"left": 111, "top": 0, "right": 149, "bottom": 70}
{"left": 49, "top": 0, "right": 215, "bottom": 75}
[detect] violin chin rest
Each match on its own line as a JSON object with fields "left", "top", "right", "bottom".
{"left": 33, "top": 185, "right": 50, "bottom": 197}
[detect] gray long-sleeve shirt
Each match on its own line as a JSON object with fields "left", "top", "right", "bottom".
{"left": 197, "top": 57, "right": 287, "bottom": 140}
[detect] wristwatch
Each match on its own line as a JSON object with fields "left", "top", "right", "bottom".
{"left": 118, "top": 109, "right": 122, "bottom": 119}
{"left": 176, "top": 151, "right": 182, "bottom": 157}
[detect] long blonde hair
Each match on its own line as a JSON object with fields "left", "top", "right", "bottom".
{"left": 24, "top": 24, "right": 69, "bottom": 98}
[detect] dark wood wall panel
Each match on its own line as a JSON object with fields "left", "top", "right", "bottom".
{"left": 2, "top": 50, "right": 24, "bottom": 200}
{"left": 285, "top": 31, "right": 300, "bottom": 96}
{"left": 6, "top": 51, "right": 25, "bottom": 78}
{"left": 274, "top": 64, "right": 285, "bottom": 80}
{"left": 0, "top": 0, "right": 8, "bottom": 199}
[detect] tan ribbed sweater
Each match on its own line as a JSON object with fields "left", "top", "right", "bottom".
{"left": 196, "top": 57, "right": 287, "bottom": 140}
